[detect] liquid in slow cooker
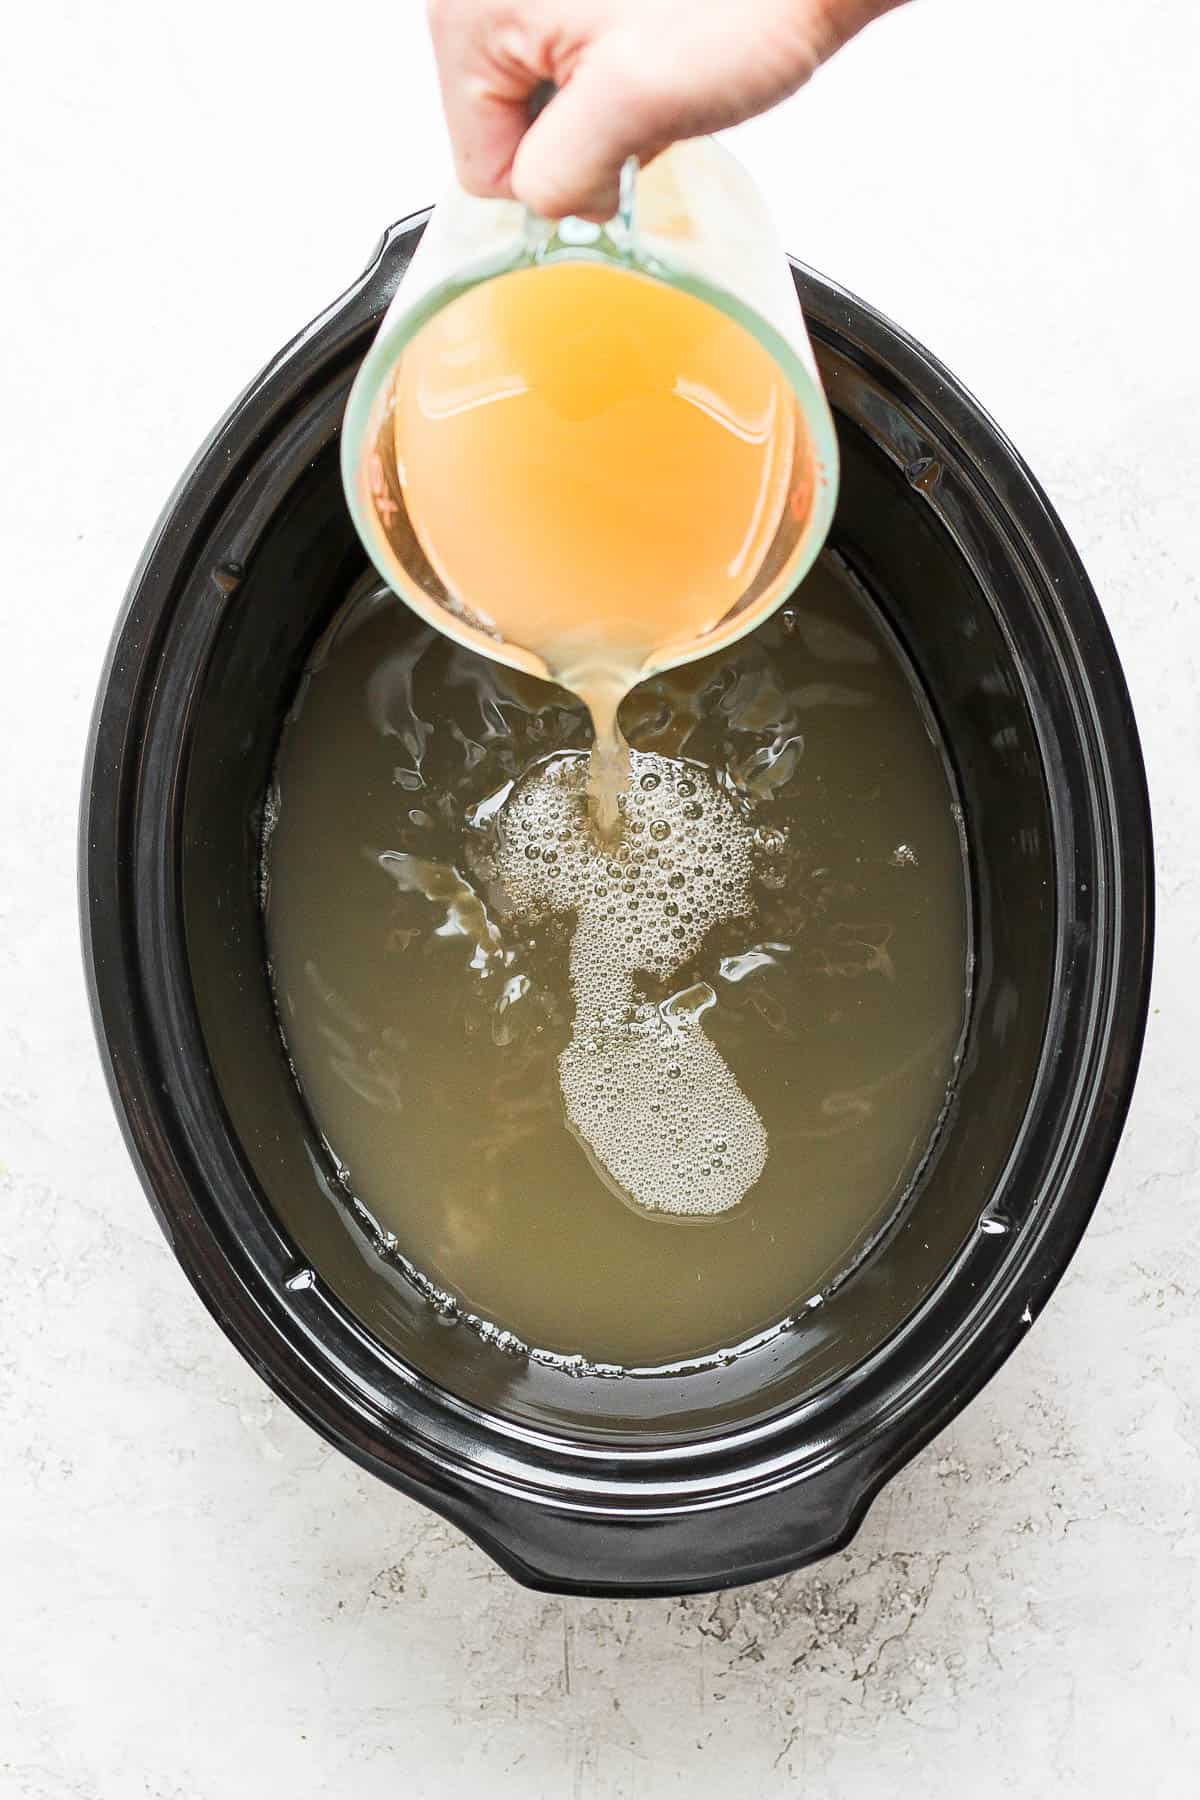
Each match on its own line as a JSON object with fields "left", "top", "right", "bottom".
{"left": 264, "top": 555, "right": 970, "bottom": 1368}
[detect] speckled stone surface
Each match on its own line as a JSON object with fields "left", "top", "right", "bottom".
{"left": 4, "top": 1, "right": 1196, "bottom": 1793}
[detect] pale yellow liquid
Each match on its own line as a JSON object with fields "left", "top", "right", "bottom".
{"left": 265, "top": 564, "right": 970, "bottom": 1367}
{"left": 389, "top": 262, "right": 810, "bottom": 827}
{"left": 293, "top": 269, "right": 966, "bottom": 1364}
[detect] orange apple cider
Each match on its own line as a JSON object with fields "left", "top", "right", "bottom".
{"left": 389, "top": 260, "right": 810, "bottom": 829}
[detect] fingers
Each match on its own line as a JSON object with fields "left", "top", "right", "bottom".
{"left": 427, "top": 0, "right": 543, "bottom": 199}
{"left": 427, "top": 0, "right": 911, "bottom": 220}
{"left": 510, "top": 39, "right": 673, "bottom": 220}
{"left": 816, "top": 0, "right": 912, "bottom": 60}
{"left": 442, "top": 87, "right": 530, "bottom": 200}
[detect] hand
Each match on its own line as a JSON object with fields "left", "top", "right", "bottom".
{"left": 427, "top": 0, "right": 907, "bottom": 220}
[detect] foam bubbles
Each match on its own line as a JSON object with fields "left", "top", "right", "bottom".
{"left": 494, "top": 751, "right": 768, "bottom": 1217}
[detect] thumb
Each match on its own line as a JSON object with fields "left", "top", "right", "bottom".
{"left": 510, "top": 44, "right": 672, "bottom": 221}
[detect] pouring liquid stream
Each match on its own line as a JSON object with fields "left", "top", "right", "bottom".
{"left": 388, "top": 259, "right": 811, "bottom": 833}
{"left": 338, "top": 252, "right": 833, "bottom": 1232}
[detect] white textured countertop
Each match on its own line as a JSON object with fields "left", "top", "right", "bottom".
{"left": 4, "top": 1, "right": 1197, "bottom": 1793}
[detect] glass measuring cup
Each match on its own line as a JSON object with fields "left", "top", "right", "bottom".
{"left": 341, "top": 137, "right": 840, "bottom": 689}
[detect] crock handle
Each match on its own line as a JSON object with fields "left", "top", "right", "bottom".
{"left": 444, "top": 1436, "right": 894, "bottom": 1597}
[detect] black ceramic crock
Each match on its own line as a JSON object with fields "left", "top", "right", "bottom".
{"left": 80, "top": 216, "right": 1153, "bottom": 1596}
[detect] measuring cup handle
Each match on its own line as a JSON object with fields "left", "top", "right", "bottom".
{"left": 522, "top": 75, "right": 640, "bottom": 244}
